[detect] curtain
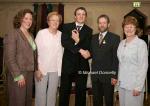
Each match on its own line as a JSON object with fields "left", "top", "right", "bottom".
{"left": 33, "top": 3, "right": 64, "bottom": 37}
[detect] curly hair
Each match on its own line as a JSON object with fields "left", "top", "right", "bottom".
{"left": 13, "top": 9, "right": 34, "bottom": 31}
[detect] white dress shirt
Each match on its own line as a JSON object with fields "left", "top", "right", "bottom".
{"left": 75, "top": 22, "right": 84, "bottom": 30}
{"left": 117, "top": 36, "right": 148, "bottom": 91}
{"left": 35, "top": 28, "right": 63, "bottom": 76}
{"left": 99, "top": 31, "right": 108, "bottom": 39}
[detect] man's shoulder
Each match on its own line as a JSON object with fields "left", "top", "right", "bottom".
{"left": 63, "top": 22, "right": 74, "bottom": 27}
{"left": 84, "top": 24, "right": 93, "bottom": 31}
{"left": 107, "top": 32, "right": 120, "bottom": 39}
{"left": 93, "top": 33, "right": 99, "bottom": 36}
{"left": 92, "top": 33, "right": 99, "bottom": 39}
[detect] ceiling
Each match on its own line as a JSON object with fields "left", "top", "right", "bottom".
{"left": 0, "top": 0, "right": 150, "bottom": 3}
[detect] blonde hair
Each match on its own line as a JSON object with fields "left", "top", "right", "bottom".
{"left": 47, "top": 11, "right": 62, "bottom": 24}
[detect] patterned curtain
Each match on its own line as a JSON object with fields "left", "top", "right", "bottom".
{"left": 33, "top": 3, "right": 64, "bottom": 37}
{"left": 58, "top": 3, "right": 64, "bottom": 30}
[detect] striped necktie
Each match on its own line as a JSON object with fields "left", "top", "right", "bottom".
{"left": 99, "top": 33, "right": 103, "bottom": 45}
{"left": 76, "top": 26, "right": 81, "bottom": 32}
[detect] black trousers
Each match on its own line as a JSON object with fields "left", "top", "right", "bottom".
{"left": 91, "top": 75, "right": 114, "bottom": 106}
{"left": 148, "top": 54, "right": 150, "bottom": 93}
{"left": 147, "top": 67, "right": 150, "bottom": 93}
{"left": 59, "top": 71, "right": 87, "bottom": 106}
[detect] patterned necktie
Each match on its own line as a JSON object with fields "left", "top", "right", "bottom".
{"left": 76, "top": 26, "right": 81, "bottom": 32}
{"left": 99, "top": 33, "right": 103, "bottom": 45}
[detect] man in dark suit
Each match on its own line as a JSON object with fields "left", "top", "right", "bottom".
{"left": 140, "top": 25, "right": 150, "bottom": 93}
{"left": 91, "top": 14, "right": 120, "bottom": 106}
{"left": 59, "top": 7, "right": 93, "bottom": 106}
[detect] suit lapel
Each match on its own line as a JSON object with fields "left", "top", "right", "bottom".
{"left": 17, "top": 29, "right": 28, "bottom": 42}
{"left": 78, "top": 24, "right": 87, "bottom": 41}
{"left": 71, "top": 22, "right": 87, "bottom": 42}
{"left": 95, "top": 34, "right": 100, "bottom": 46}
{"left": 72, "top": 22, "right": 76, "bottom": 31}
{"left": 17, "top": 29, "right": 34, "bottom": 50}
{"left": 103, "top": 32, "right": 110, "bottom": 42}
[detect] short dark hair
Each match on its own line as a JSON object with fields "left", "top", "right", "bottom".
{"left": 97, "top": 14, "right": 110, "bottom": 23}
{"left": 74, "top": 7, "right": 87, "bottom": 16}
{"left": 13, "top": 9, "right": 34, "bottom": 31}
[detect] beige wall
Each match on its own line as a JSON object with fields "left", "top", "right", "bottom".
{"left": 0, "top": 3, "right": 33, "bottom": 37}
{"left": 64, "top": 2, "right": 150, "bottom": 38}
{"left": 0, "top": 2, "right": 150, "bottom": 38}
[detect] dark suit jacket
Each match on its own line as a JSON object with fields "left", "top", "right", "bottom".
{"left": 91, "top": 32, "right": 120, "bottom": 82}
{"left": 61, "top": 22, "right": 93, "bottom": 74}
{"left": 140, "top": 35, "right": 150, "bottom": 66}
{"left": 140, "top": 35, "right": 148, "bottom": 45}
{"left": 4, "top": 29, "right": 38, "bottom": 78}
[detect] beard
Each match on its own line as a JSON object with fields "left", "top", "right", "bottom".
{"left": 98, "top": 26, "right": 108, "bottom": 33}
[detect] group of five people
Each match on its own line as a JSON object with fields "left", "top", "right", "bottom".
{"left": 4, "top": 7, "right": 148, "bottom": 106}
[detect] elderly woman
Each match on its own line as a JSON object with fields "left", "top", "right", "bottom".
{"left": 35, "top": 12, "right": 63, "bottom": 106}
{"left": 4, "top": 9, "right": 37, "bottom": 106}
{"left": 117, "top": 16, "right": 148, "bottom": 106}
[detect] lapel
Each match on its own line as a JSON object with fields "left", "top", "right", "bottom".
{"left": 17, "top": 29, "right": 34, "bottom": 50}
{"left": 71, "top": 22, "right": 76, "bottom": 31}
{"left": 71, "top": 22, "right": 87, "bottom": 42}
{"left": 95, "top": 34, "right": 100, "bottom": 47}
{"left": 16, "top": 29, "right": 35, "bottom": 62}
{"left": 103, "top": 32, "right": 110, "bottom": 42}
{"left": 78, "top": 24, "right": 87, "bottom": 41}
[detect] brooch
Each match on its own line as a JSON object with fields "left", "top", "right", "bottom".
{"left": 102, "top": 40, "right": 106, "bottom": 44}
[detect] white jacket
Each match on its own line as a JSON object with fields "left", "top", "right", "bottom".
{"left": 117, "top": 36, "right": 148, "bottom": 91}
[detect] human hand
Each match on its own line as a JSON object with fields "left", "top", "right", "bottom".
{"left": 17, "top": 76, "right": 25, "bottom": 88}
{"left": 72, "top": 29, "right": 80, "bottom": 44}
{"left": 35, "top": 70, "right": 43, "bottom": 82}
{"left": 133, "top": 89, "right": 140, "bottom": 96}
{"left": 79, "top": 49, "right": 91, "bottom": 59}
{"left": 111, "top": 78, "right": 117, "bottom": 85}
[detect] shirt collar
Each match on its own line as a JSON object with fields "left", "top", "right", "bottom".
{"left": 75, "top": 22, "right": 84, "bottom": 27}
{"left": 99, "top": 31, "right": 108, "bottom": 37}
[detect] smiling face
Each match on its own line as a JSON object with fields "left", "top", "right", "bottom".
{"left": 75, "top": 9, "right": 87, "bottom": 24}
{"left": 47, "top": 15, "right": 60, "bottom": 30}
{"left": 122, "top": 16, "right": 138, "bottom": 38}
{"left": 98, "top": 17, "right": 110, "bottom": 33}
{"left": 20, "top": 13, "right": 32, "bottom": 30}
{"left": 124, "top": 24, "right": 136, "bottom": 37}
